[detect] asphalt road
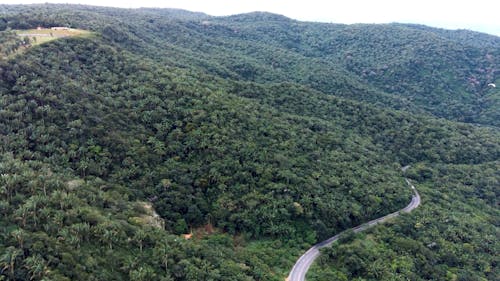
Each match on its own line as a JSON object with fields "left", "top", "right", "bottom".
{"left": 287, "top": 178, "right": 421, "bottom": 281}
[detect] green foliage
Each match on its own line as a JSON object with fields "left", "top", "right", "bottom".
{"left": 310, "top": 163, "right": 499, "bottom": 280}
{"left": 0, "top": 34, "right": 415, "bottom": 240}
{"left": 0, "top": 30, "right": 24, "bottom": 58}
{"left": 0, "top": 3, "right": 498, "bottom": 281}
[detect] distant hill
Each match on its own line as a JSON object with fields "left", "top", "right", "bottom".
{"left": 1, "top": 6, "right": 498, "bottom": 126}
{"left": 0, "top": 4, "right": 498, "bottom": 281}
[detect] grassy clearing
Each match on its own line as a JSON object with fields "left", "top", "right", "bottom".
{"left": 15, "top": 28, "right": 92, "bottom": 46}
{"left": 0, "top": 28, "right": 93, "bottom": 58}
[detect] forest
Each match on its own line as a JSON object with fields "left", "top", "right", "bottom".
{"left": 0, "top": 4, "right": 498, "bottom": 281}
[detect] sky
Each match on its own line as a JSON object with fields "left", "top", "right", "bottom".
{"left": 2, "top": 0, "right": 500, "bottom": 36}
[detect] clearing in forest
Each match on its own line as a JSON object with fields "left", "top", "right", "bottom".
{"left": 15, "top": 27, "right": 92, "bottom": 45}
{"left": 1, "top": 27, "right": 92, "bottom": 59}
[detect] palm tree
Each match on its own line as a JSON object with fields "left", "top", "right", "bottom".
{"left": 25, "top": 196, "right": 44, "bottom": 227}
{"left": 11, "top": 228, "right": 26, "bottom": 249}
{"left": 96, "top": 223, "right": 118, "bottom": 250}
{"left": 71, "top": 223, "right": 90, "bottom": 246}
{"left": 0, "top": 173, "right": 20, "bottom": 202}
{"left": 153, "top": 242, "right": 170, "bottom": 274}
{"left": 129, "top": 266, "right": 156, "bottom": 281}
{"left": 133, "top": 229, "right": 147, "bottom": 252}
{"left": 0, "top": 185, "right": 7, "bottom": 200}
{"left": 102, "top": 229, "right": 116, "bottom": 250}
{"left": 14, "top": 204, "right": 29, "bottom": 227}
{"left": 24, "top": 254, "right": 48, "bottom": 280}
{"left": 50, "top": 190, "right": 66, "bottom": 210}
{"left": 120, "top": 255, "right": 138, "bottom": 273}
{"left": 0, "top": 246, "right": 22, "bottom": 279}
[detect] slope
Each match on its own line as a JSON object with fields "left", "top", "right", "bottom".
{"left": 0, "top": 4, "right": 499, "bottom": 281}
{"left": 309, "top": 162, "right": 499, "bottom": 281}
{"left": 3, "top": 5, "right": 498, "bottom": 126}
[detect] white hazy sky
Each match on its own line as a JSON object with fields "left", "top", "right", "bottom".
{"left": 2, "top": 0, "right": 500, "bottom": 36}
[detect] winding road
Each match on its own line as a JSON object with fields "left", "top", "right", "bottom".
{"left": 288, "top": 178, "right": 421, "bottom": 281}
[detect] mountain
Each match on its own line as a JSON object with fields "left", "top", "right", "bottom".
{"left": 0, "top": 4, "right": 498, "bottom": 281}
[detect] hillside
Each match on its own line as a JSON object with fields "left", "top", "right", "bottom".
{"left": 0, "top": 4, "right": 499, "bottom": 281}
{"left": 2, "top": 5, "right": 499, "bottom": 126}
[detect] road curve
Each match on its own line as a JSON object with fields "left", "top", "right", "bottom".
{"left": 288, "top": 178, "right": 421, "bottom": 281}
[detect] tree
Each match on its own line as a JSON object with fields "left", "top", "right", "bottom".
{"left": 24, "top": 254, "right": 48, "bottom": 280}
{"left": 153, "top": 241, "right": 171, "bottom": 274}
{"left": 0, "top": 246, "right": 22, "bottom": 279}
{"left": 173, "top": 219, "right": 188, "bottom": 234}
{"left": 14, "top": 204, "right": 29, "bottom": 228}
{"left": 70, "top": 223, "right": 91, "bottom": 247}
{"left": 129, "top": 266, "right": 157, "bottom": 281}
{"left": 133, "top": 229, "right": 147, "bottom": 252}
{"left": 11, "top": 228, "right": 26, "bottom": 249}
{"left": 22, "top": 36, "right": 30, "bottom": 46}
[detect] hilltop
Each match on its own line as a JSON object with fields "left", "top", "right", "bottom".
{"left": 0, "top": 27, "right": 91, "bottom": 58}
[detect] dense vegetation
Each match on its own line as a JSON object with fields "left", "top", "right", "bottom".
{"left": 0, "top": 4, "right": 498, "bottom": 281}
{"left": 309, "top": 162, "right": 499, "bottom": 281}
{"left": 0, "top": 30, "right": 25, "bottom": 58}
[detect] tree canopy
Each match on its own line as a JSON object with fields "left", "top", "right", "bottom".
{"left": 0, "top": 4, "right": 498, "bottom": 281}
